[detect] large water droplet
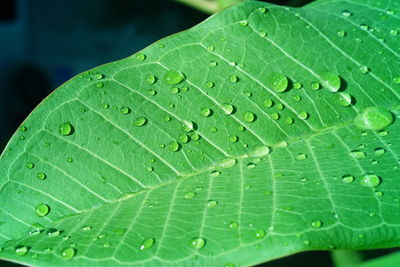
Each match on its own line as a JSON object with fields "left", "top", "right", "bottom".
{"left": 222, "top": 104, "right": 235, "bottom": 114}
{"left": 220, "top": 158, "right": 237, "bottom": 168}
{"left": 267, "top": 73, "right": 288, "bottom": 92}
{"left": 250, "top": 145, "right": 271, "bottom": 157}
{"left": 360, "top": 174, "right": 381, "bottom": 187}
{"left": 140, "top": 237, "right": 155, "bottom": 251}
{"left": 134, "top": 117, "right": 147, "bottom": 127}
{"left": 59, "top": 122, "right": 73, "bottom": 136}
{"left": 35, "top": 203, "right": 50, "bottom": 217}
{"left": 120, "top": 106, "right": 131, "bottom": 115}
{"left": 168, "top": 141, "right": 181, "bottom": 152}
{"left": 243, "top": 112, "right": 256, "bottom": 122}
{"left": 163, "top": 70, "right": 185, "bottom": 85}
{"left": 321, "top": 72, "right": 341, "bottom": 92}
{"left": 354, "top": 107, "right": 394, "bottom": 131}
{"left": 15, "top": 246, "right": 29, "bottom": 256}
{"left": 311, "top": 220, "right": 322, "bottom": 228}
{"left": 61, "top": 247, "right": 76, "bottom": 260}
{"left": 201, "top": 108, "right": 212, "bottom": 117}
{"left": 337, "top": 93, "right": 353, "bottom": 106}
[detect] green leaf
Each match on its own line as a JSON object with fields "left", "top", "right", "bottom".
{"left": 1, "top": 0, "right": 400, "bottom": 266}
{"left": 355, "top": 252, "right": 400, "bottom": 267}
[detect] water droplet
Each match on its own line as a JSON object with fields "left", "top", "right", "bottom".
{"left": 267, "top": 73, "right": 288, "bottom": 92}
{"left": 276, "top": 103, "right": 285, "bottom": 110}
{"left": 296, "top": 153, "right": 307, "bottom": 160}
{"left": 374, "top": 148, "right": 386, "bottom": 156}
{"left": 350, "top": 150, "right": 366, "bottom": 159}
{"left": 209, "top": 61, "right": 217, "bottom": 67}
{"left": 95, "top": 73, "right": 104, "bottom": 80}
{"left": 250, "top": 145, "right": 271, "bottom": 157}
{"left": 393, "top": 77, "right": 400, "bottom": 84}
{"left": 337, "top": 30, "right": 346, "bottom": 37}
{"left": 247, "top": 162, "right": 256, "bottom": 169}
{"left": 359, "top": 65, "right": 370, "bottom": 74}
{"left": 263, "top": 99, "right": 274, "bottom": 108}
{"left": 207, "top": 45, "right": 215, "bottom": 51}
{"left": 134, "top": 117, "right": 147, "bottom": 127}
{"left": 229, "top": 75, "right": 239, "bottom": 83}
{"left": 201, "top": 108, "right": 212, "bottom": 117}
{"left": 293, "top": 95, "right": 301, "bottom": 102}
{"left": 66, "top": 157, "right": 73, "bottom": 163}
{"left": 304, "top": 240, "right": 311, "bottom": 245}
{"left": 311, "top": 82, "right": 320, "bottom": 90}
{"left": 27, "top": 162, "right": 35, "bottom": 169}
{"left": 135, "top": 53, "right": 146, "bottom": 61}
{"left": 210, "top": 170, "right": 221, "bottom": 177}
{"left": 61, "top": 247, "right": 75, "bottom": 260}
{"left": 207, "top": 200, "right": 218, "bottom": 208}
{"left": 228, "top": 221, "right": 239, "bottom": 229}
{"left": 47, "top": 228, "right": 61, "bottom": 237}
{"left": 82, "top": 226, "right": 92, "bottom": 231}
{"left": 168, "top": 141, "right": 181, "bottom": 152}
{"left": 182, "top": 120, "right": 195, "bottom": 132}
{"left": 15, "top": 246, "right": 29, "bottom": 256}
{"left": 146, "top": 74, "right": 156, "bottom": 84}
{"left": 293, "top": 82, "right": 302, "bottom": 89}
{"left": 163, "top": 70, "right": 185, "bottom": 85}
{"left": 191, "top": 238, "right": 205, "bottom": 249}
{"left": 37, "top": 172, "right": 46, "bottom": 180}
{"left": 259, "top": 31, "right": 267, "bottom": 37}
{"left": 185, "top": 191, "right": 196, "bottom": 199}
{"left": 271, "top": 112, "right": 280, "bottom": 120}
{"left": 96, "top": 82, "right": 104, "bottom": 88}
{"left": 140, "top": 237, "right": 155, "bottom": 251}
{"left": 102, "top": 103, "right": 110, "bottom": 109}
{"left": 390, "top": 29, "right": 398, "bottom": 36}
{"left": 375, "top": 191, "right": 383, "bottom": 197}
{"left": 220, "top": 158, "right": 237, "bottom": 168}
{"left": 243, "top": 112, "right": 256, "bottom": 122}
{"left": 170, "top": 87, "right": 179, "bottom": 94}
{"left": 229, "top": 135, "right": 238, "bottom": 143}
{"left": 341, "top": 175, "right": 354, "bottom": 183}
{"left": 19, "top": 126, "right": 27, "bottom": 132}
{"left": 360, "top": 174, "right": 381, "bottom": 187}
{"left": 225, "top": 264, "right": 235, "bottom": 267}
{"left": 120, "top": 106, "right": 131, "bottom": 115}
{"left": 222, "top": 104, "right": 235, "bottom": 114}
{"left": 354, "top": 107, "right": 394, "bottom": 131}
{"left": 337, "top": 93, "right": 353, "bottom": 106}
{"left": 59, "top": 122, "right": 73, "bottom": 136}
{"left": 321, "top": 72, "right": 341, "bottom": 92}
{"left": 342, "top": 10, "right": 352, "bottom": 16}
{"left": 255, "top": 229, "right": 266, "bottom": 239}
{"left": 35, "top": 203, "right": 50, "bottom": 217}
{"left": 311, "top": 220, "right": 322, "bottom": 228}
{"left": 297, "top": 111, "right": 309, "bottom": 120}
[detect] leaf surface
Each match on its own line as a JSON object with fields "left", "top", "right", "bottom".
{"left": 1, "top": 0, "right": 400, "bottom": 266}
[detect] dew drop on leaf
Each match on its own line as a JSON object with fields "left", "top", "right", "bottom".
{"left": 163, "top": 70, "right": 185, "bottom": 85}
{"left": 321, "top": 72, "right": 341, "bottom": 92}
{"left": 263, "top": 99, "right": 274, "bottom": 108}
{"left": 222, "top": 104, "right": 235, "bottom": 114}
{"left": 191, "top": 237, "right": 205, "bottom": 249}
{"left": 185, "top": 191, "right": 196, "bottom": 199}
{"left": 243, "top": 112, "right": 256, "bottom": 122}
{"left": 201, "top": 108, "right": 212, "bottom": 117}
{"left": 255, "top": 229, "right": 266, "bottom": 239}
{"left": 146, "top": 74, "right": 156, "bottom": 84}
{"left": 350, "top": 150, "right": 366, "bottom": 159}
{"left": 139, "top": 237, "right": 155, "bottom": 251}
{"left": 15, "top": 246, "right": 29, "bottom": 256}
{"left": 337, "top": 93, "right": 353, "bottom": 106}
{"left": 59, "top": 122, "right": 73, "bottom": 136}
{"left": 168, "top": 141, "right": 181, "bottom": 152}
{"left": 296, "top": 153, "right": 307, "bottom": 160}
{"left": 229, "top": 75, "right": 239, "bottom": 83}
{"left": 120, "top": 106, "right": 131, "bottom": 115}
{"left": 342, "top": 10, "right": 352, "bottom": 16}
{"left": 220, "top": 158, "right": 237, "bottom": 168}
{"left": 297, "top": 111, "right": 309, "bottom": 120}
{"left": 374, "top": 148, "right": 386, "bottom": 156}
{"left": 47, "top": 228, "right": 61, "bottom": 237}
{"left": 311, "top": 82, "right": 320, "bottom": 90}
{"left": 359, "top": 65, "right": 370, "bottom": 74}
{"left": 311, "top": 220, "right": 322, "bottom": 228}
{"left": 354, "top": 107, "right": 394, "bottom": 131}
{"left": 341, "top": 175, "right": 354, "bottom": 183}
{"left": 35, "top": 203, "right": 50, "bottom": 217}
{"left": 26, "top": 162, "right": 35, "bottom": 169}
{"left": 360, "top": 174, "right": 381, "bottom": 187}
{"left": 207, "top": 200, "right": 218, "bottom": 208}
{"left": 36, "top": 172, "right": 46, "bottom": 180}
{"left": 228, "top": 221, "right": 239, "bottom": 229}
{"left": 251, "top": 145, "right": 271, "bottom": 157}
{"left": 267, "top": 73, "right": 288, "bottom": 92}
{"left": 210, "top": 170, "right": 221, "bottom": 177}
{"left": 61, "top": 247, "right": 76, "bottom": 260}
{"left": 134, "top": 117, "right": 147, "bottom": 127}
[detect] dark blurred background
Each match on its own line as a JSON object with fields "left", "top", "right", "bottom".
{"left": 0, "top": 0, "right": 394, "bottom": 266}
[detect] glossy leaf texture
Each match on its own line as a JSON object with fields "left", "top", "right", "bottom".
{"left": 1, "top": 0, "right": 400, "bottom": 266}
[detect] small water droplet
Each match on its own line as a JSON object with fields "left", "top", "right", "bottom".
{"left": 337, "top": 30, "right": 347, "bottom": 37}
{"left": 82, "top": 226, "right": 92, "bottom": 231}
{"left": 228, "top": 221, "right": 239, "bottom": 229}
{"left": 210, "top": 170, "right": 221, "bottom": 177}
{"left": 163, "top": 70, "right": 185, "bottom": 85}
{"left": 296, "top": 153, "right": 307, "bottom": 160}
{"left": 354, "top": 107, "right": 394, "bottom": 131}
{"left": 263, "top": 99, "right": 274, "bottom": 108}
{"left": 222, "top": 104, "right": 235, "bottom": 114}
{"left": 185, "top": 191, "right": 196, "bottom": 199}
{"left": 207, "top": 200, "right": 218, "bottom": 208}
{"left": 374, "top": 147, "right": 386, "bottom": 156}
{"left": 27, "top": 162, "right": 35, "bottom": 169}
{"left": 255, "top": 229, "right": 266, "bottom": 239}
{"left": 311, "top": 82, "right": 320, "bottom": 90}
{"left": 201, "top": 108, "right": 212, "bottom": 117}
{"left": 350, "top": 150, "right": 366, "bottom": 159}
{"left": 342, "top": 10, "right": 352, "bottom": 16}
{"left": 229, "top": 75, "right": 239, "bottom": 83}
{"left": 220, "top": 158, "right": 237, "bottom": 168}
{"left": 59, "top": 122, "right": 73, "bottom": 136}
{"left": 47, "top": 228, "right": 61, "bottom": 237}
{"left": 19, "top": 126, "right": 27, "bottom": 132}
{"left": 182, "top": 120, "right": 195, "bottom": 132}
{"left": 61, "top": 247, "right": 76, "bottom": 260}
{"left": 36, "top": 172, "right": 46, "bottom": 180}
{"left": 359, "top": 65, "right": 370, "bottom": 74}
{"left": 271, "top": 112, "right": 280, "bottom": 120}
{"left": 250, "top": 145, "right": 271, "bottom": 157}
{"left": 120, "top": 106, "right": 131, "bottom": 115}
{"left": 209, "top": 61, "right": 217, "bottom": 67}
{"left": 293, "top": 82, "right": 302, "bottom": 89}
{"left": 191, "top": 237, "right": 205, "bottom": 249}
{"left": 140, "top": 237, "right": 155, "bottom": 251}
{"left": 229, "top": 135, "right": 238, "bottom": 143}
{"left": 311, "top": 220, "right": 322, "bottom": 228}
{"left": 146, "top": 74, "right": 156, "bottom": 84}
{"left": 35, "top": 203, "right": 50, "bottom": 217}
{"left": 297, "top": 111, "right": 309, "bottom": 120}
{"left": 337, "top": 93, "right": 353, "bottom": 106}
{"left": 341, "top": 175, "right": 354, "bottom": 183}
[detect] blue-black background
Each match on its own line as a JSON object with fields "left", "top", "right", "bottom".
{"left": 0, "top": 0, "right": 393, "bottom": 266}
